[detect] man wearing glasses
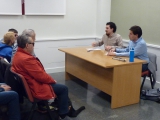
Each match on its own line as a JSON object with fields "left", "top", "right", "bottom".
{"left": 10, "top": 29, "right": 36, "bottom": 63}
{"left": 11, "top": 35, "right": 85, "bottom": 119}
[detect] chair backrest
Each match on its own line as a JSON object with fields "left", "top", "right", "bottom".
{"left": 10, "top": 70, "right": 34, "bottom": 103}
{"left": 147, "top": 52, "right": 157, "bottom": 85}
{"left": 0, "top": 57, "right": 10, "bottom": 82}
{"left": 148, "top": 52, "right": 157, "bottom": 71}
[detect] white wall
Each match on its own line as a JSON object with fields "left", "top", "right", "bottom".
{"left": 34, "top": 38, "right": 95, "bottom": 73}
{"left": 96, "top": 0, "right": 111, "bottom": 37}
{"left": 0, "top": 0, "right": 98, "bottom": 38}
{"left": 33, "top": 0, "right": 111, "bottom": 74}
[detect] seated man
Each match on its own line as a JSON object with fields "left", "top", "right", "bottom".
{"left": 11, "top": 34, "right": 85, "bottom": 119}
{"left": 11, "top": 29, "right": 35, "bottom": 63}
{"left": 92, "top": 22, "right": 123, "bottom": 51}
{"left": 0, "top": 84, "right": 20, "bottom": 120}
{"left": 108, "top": 25, "right": 149, "bottom": 72}
{"left": 0, "top": 32, "right": 16, "bottom": 63}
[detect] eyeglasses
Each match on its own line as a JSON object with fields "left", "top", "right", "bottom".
{"left": 28, "top": 42, "right": 35, "bottom": 46}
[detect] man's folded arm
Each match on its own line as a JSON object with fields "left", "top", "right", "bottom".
{"left": 24, "top": 59, "right": 56, "bottom": 84}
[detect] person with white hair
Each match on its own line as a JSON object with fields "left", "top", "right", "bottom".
{"left": 11, "top": 29, "right": 36, "bottom": 62}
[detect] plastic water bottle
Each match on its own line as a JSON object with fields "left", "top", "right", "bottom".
{"left": 129, "top": 48, "right": 134, "bottom": 62}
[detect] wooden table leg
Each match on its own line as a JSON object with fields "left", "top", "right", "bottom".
{"left": 111, "top": 64, "right": 142, "bottom": 108}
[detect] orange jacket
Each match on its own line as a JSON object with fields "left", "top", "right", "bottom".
{"left": 11, "top": 48, "right": 56, "bottom": 100}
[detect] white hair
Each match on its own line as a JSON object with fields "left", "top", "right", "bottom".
{"left": 22, "top": 29, "right": 35, "bottom": 37}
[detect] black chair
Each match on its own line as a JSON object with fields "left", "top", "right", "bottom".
{"left": 140, "top": 52, "right": 157, "bottom": 93}
{"left": 10, "top": 70, "right": 56, "bottom": 120}
{"left": 5, "top": 66, "right": 25, "bottom": 103}
{"left": 0, "top": 57, "right": 10, "bottom": 117}
{"left": 0, "top": 57, "right": 10, "bottom": 83}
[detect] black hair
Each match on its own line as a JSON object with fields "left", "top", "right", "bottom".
{"left": 129, "top": 26, "right": 142, "bottom": 38}
{"left": 8, "top": 28, "right": 18, "bottom": 33}
{"left": 106, "top": 22, "right": 117, "bottom": 33}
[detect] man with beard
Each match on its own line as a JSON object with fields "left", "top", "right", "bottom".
{"left": 92, "top": 22, "right": 123, "bottom": 51}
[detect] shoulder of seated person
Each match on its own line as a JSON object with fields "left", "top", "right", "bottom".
{"left": 115, "top": 34, "right": 122, "bottom": 37}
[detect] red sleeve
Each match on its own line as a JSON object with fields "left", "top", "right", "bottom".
{"left": 23, "top": 57, "right": 56, "bottom": 84}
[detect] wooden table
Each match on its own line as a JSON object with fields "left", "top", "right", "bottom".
{"left": 59, "top": 47, "right": 145, "bottom": 108}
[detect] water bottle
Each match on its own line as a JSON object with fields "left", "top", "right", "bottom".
{"left": 129, "top": 48, "right": 134, "bottom": 62}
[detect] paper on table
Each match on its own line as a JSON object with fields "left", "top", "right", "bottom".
{"left": 86, "top": 47, "right": 101, "bottom": 52}
{"left": 105, "top": 52, "right": 108, "bottom": 55}
{"left": 105, "top": 52, "right": 116, "bottom": 55}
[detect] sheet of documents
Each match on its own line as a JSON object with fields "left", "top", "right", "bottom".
{"left": 86, "top": 47, "right": 101, "bottom": 52}
{"left": 105, "top": 52, "right": 108, "bottom": 55}
{"left": 105, "top": 52, "right": 116, "bottom": 55}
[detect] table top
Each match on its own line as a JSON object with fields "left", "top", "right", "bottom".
{"left": 59, "top": 47, "right": 146, "bottom": 68}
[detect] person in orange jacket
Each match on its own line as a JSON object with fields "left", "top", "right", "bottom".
{"left": 11, "top": 34, "right": 85, "bottom": 119}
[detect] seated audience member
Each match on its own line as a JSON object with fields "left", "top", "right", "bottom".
{"left": 92, "top": 22, "right": 123, "bottom": 51}
{"left": 0, "top": 32, "right": 16, "bottom": 63}
{"left": 0, "top": 28, "right": 18, "bottom": 63}
{"left": 10, "top": 29, "right": 18, "bottom": 61}
{"left": 11, "top": 29, "right": 35, "bottom": 62}
{"left": 108, "top": 25, "right": 149, "bottom": 72}
{"left": 0, "top": 84, "right": 20, "bottom": 120}
{"left": 1, "top": 28, "right": 18, "bottom": 42}
{"left": 21, "top": 29, "right": 36, "bottom": 56}
{"left": 11, "top": 35, "right": 85, "bottom": 119}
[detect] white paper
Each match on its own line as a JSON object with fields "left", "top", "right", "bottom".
{"left": 86, "top": 47, "right": 101, "bottom": 52}
{"left": 105, "top": 52, "right": 108, "bottom": 55}
{"left": 105, "top": 52, "right": 116, "bottom": 55}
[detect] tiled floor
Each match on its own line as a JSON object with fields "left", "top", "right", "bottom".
{"left": 48, "top": 72, "right": 160, "bottom": 120}
{"left": 20, "top": 72, "right": 160, "bottom": 120}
